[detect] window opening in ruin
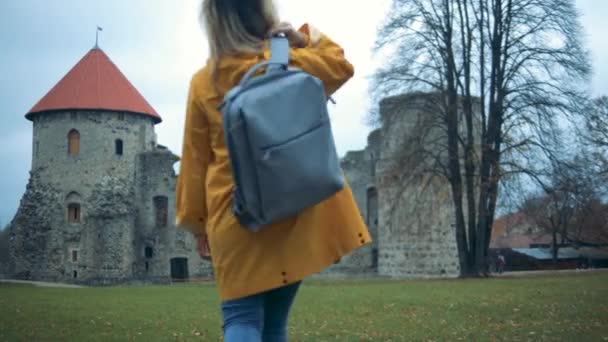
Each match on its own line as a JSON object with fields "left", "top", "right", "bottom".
{"left": 115, "top": 139, "right": 124, "bottom": 155}
{"left": 67, "top": 129, "right": 80, "bottom": 156}
{"left": 145, "top": 261, "right": 149, "bottom": 272}
{"left": 145, "top": 246, "right": 153, "bottom": 258}
{"left": 370, "top": 152, "right": 376, "bottom": 177}
{"left": 154, "top": 196, "right": 168, "bottom": 227}
{"left": 366, "top": 187, "right": 378, "bottom": 228}
{"left": 73, "top": 271, "right": 78, "bottom": 278}
{"left": 67, "top": 203, "right": 81, "bottom": 223}
{"left": 35, "top": 141, "right": 39, "bottom": 157}
{"left": 72, "top": 250, "right": 78, "bottom": 262}
{"left": 372, "top": 248, "right": 378, "bottom": 268}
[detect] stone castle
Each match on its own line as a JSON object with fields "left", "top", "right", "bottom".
{"left": 7, "top": 48, "right": 459, "bottom": 284}
{"left": 7, "top": 47, "right": 212, "bottom": 284}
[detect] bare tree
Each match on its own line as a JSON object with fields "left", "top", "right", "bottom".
{"left": 571, "top": 198, "right": 608, "bottom": 246}
{"left": 521, "top": 195, "right": 569, "bottom": 263}
{"left": 373, "top": 0, "right": 590, "bottom": 276}
{"left": 521, "top": 155, "right": 606, "bottom": 263}
{"left": 561, "top": 153, "right": 608, "bottom": 246}
{"left": 521, "top": 161, "right": 581, "bottom": 263}
{"left": 587, "top": 97, "right": 608, "bottom": 146}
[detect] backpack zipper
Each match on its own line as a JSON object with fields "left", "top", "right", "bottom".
{"left": 260, "top": 120, "right": 326, "bottom": 152}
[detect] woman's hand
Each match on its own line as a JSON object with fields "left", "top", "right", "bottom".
{"left": 195, "top": 233, "right": 212, "bottom": 262}
{"left": 268, "top": 22, "right": 308, "bottom": 48}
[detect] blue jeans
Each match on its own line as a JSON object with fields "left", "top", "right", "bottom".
{"left": 221, "top": 282, "right": 301, "bottom": 342}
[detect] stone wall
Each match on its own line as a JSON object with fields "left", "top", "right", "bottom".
{"left": 333, "top": 93, "right": 461, "bottom": 278}
{"left": 135, "top": 147, "right": 213, "bottom": 280}
{"left": 9, "top": 164, "right": 139, "bottom": 282}
{"left": 322, "top": 129, "right": 383, "bottom": 275}
{"left": 31, "top": 110, "right": 156, "bottom": 173}
{"left": 375, "top": 94, "right": 460, "bottom": 277}
{"left": 8, "top": 172, "right": 64, "bottom": 281}
{"left": 321, "top": 150, "right": 377, "bottom": 275}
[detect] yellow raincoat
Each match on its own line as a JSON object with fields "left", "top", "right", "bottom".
{"left": 176, "top": 25, "right": 371, "bottom": 301}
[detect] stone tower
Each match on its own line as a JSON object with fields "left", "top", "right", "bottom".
{"left": 373, "top": 94, "right": 460, "bottom": 277}
{"left": 8, "top": 47, "right": 212, "bottom": 284}
{"left": 326, "top": 93, "right": 460, "bottom": 278}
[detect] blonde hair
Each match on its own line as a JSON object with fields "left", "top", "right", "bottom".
{"left": 201, "top": 0, "right": 279, "bottom": 60}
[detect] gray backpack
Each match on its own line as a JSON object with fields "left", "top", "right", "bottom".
{"left": 220, "top": 37, "right": 344, "bottom": 231}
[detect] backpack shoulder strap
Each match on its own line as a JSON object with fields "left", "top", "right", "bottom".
{"left": 238, "top": 37, "right": 290, "bottom": 86}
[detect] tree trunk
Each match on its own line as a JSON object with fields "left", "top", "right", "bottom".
{"left": 552, "top": 230, "right": 558, "bottom": 265}
{"left": 456, "top": 0, "right": 478, "bottom": 275}
{"left": 444, "top": 1, "right": 472, "bottom": 276}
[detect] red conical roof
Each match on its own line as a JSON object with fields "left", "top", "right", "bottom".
{"left": 26, "top": 48, "right": 162, "bottom": 123}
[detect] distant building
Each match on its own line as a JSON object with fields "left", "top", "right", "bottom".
{"left": 7, "top": 47, "right": 212, "bottom": 284}
{"left": 490, "top": 213, "right": 557, "bottom": 249}
{"left": 490, "top": 212, "right": 608, "bottom": 270}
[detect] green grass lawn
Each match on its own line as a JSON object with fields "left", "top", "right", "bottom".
{"left": 1, "top": 273, "right": 607, "bottom": 341}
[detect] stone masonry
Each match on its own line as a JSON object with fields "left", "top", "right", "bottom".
{"left": 5, "top": 43, "right": 460, "bottom": 284}
{"left": 323, "top": 93, "right": 461, "bottom": 278}
{"left": 8, "top": 110, "right": 213, "bottom": 284}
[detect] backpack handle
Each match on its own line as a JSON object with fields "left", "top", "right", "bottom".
{"left": 268, "top": 35, "right": 290, "bottom": 65}
{"left": 239, "top": 36, "right": 289, "bottom": 85}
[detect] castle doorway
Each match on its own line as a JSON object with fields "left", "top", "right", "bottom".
{"left": 170, "top": 257, "right": 189, "bottom": 280}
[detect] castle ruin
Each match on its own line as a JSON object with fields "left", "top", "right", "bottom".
{"left": 6, "top": 48, "right": 460, "bottom": 284}
{"left": 325, "top": 93, "right": 461, "bottom": 278}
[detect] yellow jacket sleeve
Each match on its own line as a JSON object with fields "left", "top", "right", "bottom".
{"left": 287, "top": 24, "right": 355, "bottom": 95}
{"left": 175, "top": 78, "right": 210, "bottom": 235}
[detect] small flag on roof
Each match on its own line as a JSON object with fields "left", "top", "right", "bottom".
{"left": 95, "top": 26, "right": 103, "bottom": 48}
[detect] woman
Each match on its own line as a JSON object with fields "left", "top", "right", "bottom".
{"left": 176, "top": 0, "right": 371, "bottom": 340}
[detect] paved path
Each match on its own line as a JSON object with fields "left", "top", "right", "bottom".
{"left": 0, "top": 279, "right": 84, "bottom": 288}
{"left": 493, "top": 268, "right": 608, "bottom": 278}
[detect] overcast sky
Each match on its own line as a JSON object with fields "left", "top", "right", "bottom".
{"left": 0, "top": 0, "right": 606, "bottom": 226}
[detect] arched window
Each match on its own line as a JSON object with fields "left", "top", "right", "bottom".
{"left": 71, "top": 250, "right": 79, "bottom": 262}
{"left": 66, "top": 192, "right": 82, "bottom": 224}
{"left": 67, "top": 130, "right": 80, "bottom": 156}
{"left": 67, "top": 203, "right": 81, "bottom": 223}
{"left": 153, "top": 196, "right": 168, "bottom": 227}
{"left": 115, "top": 139, "right": 123, "bottom": 155}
